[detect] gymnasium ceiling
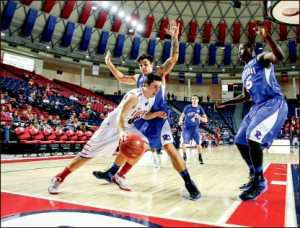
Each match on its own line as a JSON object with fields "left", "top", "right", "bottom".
{"left": 1, "top": 0, "right": 299, "bottom": 76}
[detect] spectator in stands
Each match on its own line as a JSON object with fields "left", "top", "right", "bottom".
{"left": 11, "top": 111, "right": 21, "bottom": 129}
{"left": 207, "top": 95, "right": 210, "bottom": 102}
{"left": 51, "top": 115, "right": 61, "bottom": 126}
{"left": 171, "top": 93, "right": 175, "bottom": 100}
{"left": 19, "top": 110, "right": 30, "bottom": 124}
{"left": 42, "top": 95, "right": 50, "bottom": 104}
{"left": 1, "top": 94, "right": 6, "bottom": 105}
{"left": 17, "top": 95, "right": 26, "bottom": 107}
{"left": 1, "top": 110, "right": 12, "bottom": 142}
{"left": 86, "top": 101, "right": 92, "bottom": 110}
{"left": 10, "top": 98, "right": 20, "bottom": 108}
{"left": 27, "top": 93, "right": 36, "bottom": 105}
{"left": 40, "top": 120, "right": 52, "bottom": 131}
{"left": 69, "top": 94, "right": 79, "bottom": 102}
{"left": 167, "top": 92, "right": 170, "bottom": 100}
{"left": 30, "top": 118, "right": 40, "bottom": 130}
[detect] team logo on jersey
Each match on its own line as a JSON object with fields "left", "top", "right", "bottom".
{"left": 255, "top": 130, "right": 262, "bottom": 139}
{"left": 162, "top": 134, "right": 171, "bottom": 141}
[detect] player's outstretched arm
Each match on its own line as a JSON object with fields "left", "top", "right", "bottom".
{"left": 105, "top": 50, "right": 137, "bottom": 85}
{"left": 156, "top": 20, "right": 179, "bottom": 78}
{"left": 215, "top": 87, "right": 251, "bottom": 110}
{"left": 255, "top": 22, "right": 284, "bottom": 64}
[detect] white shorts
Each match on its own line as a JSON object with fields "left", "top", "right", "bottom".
{"left": 79, "top": 116, "right": 149, "bottom": 158}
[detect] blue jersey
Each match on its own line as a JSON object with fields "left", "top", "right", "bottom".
{"left": 242, "top": 56, "right": 284, "bottom": 104}
{"left": 135, "top": 73, "right": 171, "bottom": 149}
{"left": 183, "top": 104, "right": 205, "bottom": 127}
{"left": 136, "top": 74, "right": 168, "bottom": 112}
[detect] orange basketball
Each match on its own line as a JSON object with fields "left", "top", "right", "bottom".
{"left": 119, "top": 133, "right": 145, "bottom": 159}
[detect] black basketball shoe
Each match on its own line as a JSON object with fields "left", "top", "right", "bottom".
{"left": 239, "top": 179, "right": 268, "bottom": 201}
{"left": 199, "top": 154, "right": 204, "bottom": 164}
{"left": 185, "top": 181, "right": 201, "bottom": 200}
{"left": 93, "top": 170, "right": 113, "bottom": 183}
{"left": 239, "top": 176, "right": 254, "bottom": 191}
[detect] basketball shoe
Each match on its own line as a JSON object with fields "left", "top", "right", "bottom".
{"left": 239, "top": 175, "right": 254, "bottom": 191}
{"left": 185, "top": 181, "right": 201, "bottom": 200}
{"left": 113, "top": 174, "right": 132, "bottom": 191}
{"left": 239, "top": 178, "right": 268, "bottom": 201}
{"left": 48, "top": 176, "right": 62, "bottom": 194}
{"left": 199, "top": 154, "right": 204, "bottom": 164}
{"left": 93, "top": 170, "right": 113, "bottom": 183}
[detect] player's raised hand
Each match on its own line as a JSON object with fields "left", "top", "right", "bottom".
{"left": 165, "top": 20, "right": 179, "bottom": 39}
{"left": 253, "top": 20, "right": 269, "bottom": 38}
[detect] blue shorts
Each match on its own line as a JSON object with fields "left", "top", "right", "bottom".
{"left": 182, "top": 126, "right": 201, "bottom": 144}
{"left": 135, "top": 117, "right": 173, "bottom": 149}
{"left": 235, "top": 97, "right": 288, "bottom": 149}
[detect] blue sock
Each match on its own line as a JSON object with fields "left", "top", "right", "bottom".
{"left": 180, "top": 169, "right": 192, "bottom": 184}
{"left": 108, "top": 163, "right": 121, "bottom": 179}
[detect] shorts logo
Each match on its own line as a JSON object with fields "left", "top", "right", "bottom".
{"left": 255, "top": 130, "right": 262, "bottom": 139}
{"left": 162, "top": 134, "right": 171, "bottom": 141}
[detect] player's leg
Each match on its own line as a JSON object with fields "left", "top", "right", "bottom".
{"left": 234, "top": 114, "right": 255, "bottom": 191}
{"left": 98, "top": 128, "right": 149, "bottom": 191}
{"left": 192, "top": 128, "right": 203, "bottom": 164}
{"left": 49, "top": 122, "right": 119, "bottom": 194}
{"left": 161, "top": 122, "right": 201, "bottom": 200}
{"left": 239, "top": 99, "right": 288, "bottom": 201}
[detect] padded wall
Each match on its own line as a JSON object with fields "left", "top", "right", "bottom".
{"left": 96, "top": 11, "right": 107, "bottom": 29}
{"left": 60, "top": 0, "right": 76, "bottom": 19}
{"left": 144, "top": 16, "right": 154, "bottom": 38}
{"left": 163, "top": 40, "right": 171, "bottom": 62}
{"left": 224, "top": 43, "right": 231, "bottom": 65}
{"left": 188, "top": 20, "right": 197, "bottom": 43}
{"left": 42, "top": 0, "right": 56, "bottom": 13}
{"left": 193, "top": 43, "right": 201, "bottom": 65}
{"left": 97, "top": 30, "right": 109, "bottom": 54}
{"left": 178, "top": 42, "right": 186, "bottom": 64}
{"left": 131, "top": 37, "right": 141, "bottom": 59}
{"left": 114, "top": 34, "right": 125, "bottom": 57}
{"left": 159, "top": 18, "right": 169, "bottom": 40}
{"left": 289, "top": 40, "right": 297, "bottom": 62}
{"left": 1, "top": 1, "right": 18, "bottom": 30}
{"left": 80, "top": 26, "right": 92, "bottom": 51}
{"left": 233, "top": 22, "right": 241, "bottom": 44}
{"left": 209, "top": 44, "right": 216, "bottom": 65}
{"left": 148, "top": 39, "right": 156, "bottom": 57}
{"left": 21, "top": 8, "right": 38, "bottom": 37}
{"left": 203, "top": 22, "right": 212, "bottom": 43}
{"left": 61, "top": 21, "right": 75, "bottom": 47}
{"left": 78, "top": 2, "right": 92, "bottom": 24}
{"left": 41, "top": 15, "right": 57, "bottom": 42}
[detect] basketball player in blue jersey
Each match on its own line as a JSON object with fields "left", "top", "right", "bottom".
{"left": 215, "top": 22, "right": 288, "bottom": 201}
{"left": 178, "top": 95, "right": 207, "bottom": 164}
{"left": 94, "top": 20, "right": 201, "bottom": 200}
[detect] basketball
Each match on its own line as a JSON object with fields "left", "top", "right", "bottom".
{"left": 119, "top": 133, "right": 145, "bottom": 159}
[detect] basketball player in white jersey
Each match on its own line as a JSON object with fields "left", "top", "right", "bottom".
{"left": 215, "top": 21, "right": 288, "bottom": 201}
{"left": 48, "top": 74, "right": 163, "bottom": 194}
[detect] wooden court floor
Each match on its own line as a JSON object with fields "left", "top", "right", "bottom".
{"left": 1, "top": 145, "right": 299, "bottom": 227}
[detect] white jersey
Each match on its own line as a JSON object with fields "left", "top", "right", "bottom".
{"left": 79, "top": 87, "right": 154, "bottom": 158}
{"left": 109, "top": 87, "right": 155, "bottom": 130}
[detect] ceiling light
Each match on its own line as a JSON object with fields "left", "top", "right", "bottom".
{"left": 101, "top": 1, "right": 109, "bottom": 8}
{"left": 111, "top": 6, "right": 117, "bottom": 13}
{"left": 118, "top": 10, "right": 124, "bottom": 18}
{"left": 131, "top": 20, "right": 138, "bottom": 27}
{"left": 136, "top": 24, "right": 143, "bottom": 32}
{"left": 125, "top": 16, "right": 131, "bottom": 22}
{"left": 91, "top": 6, "right": 97, "bottom": 10}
